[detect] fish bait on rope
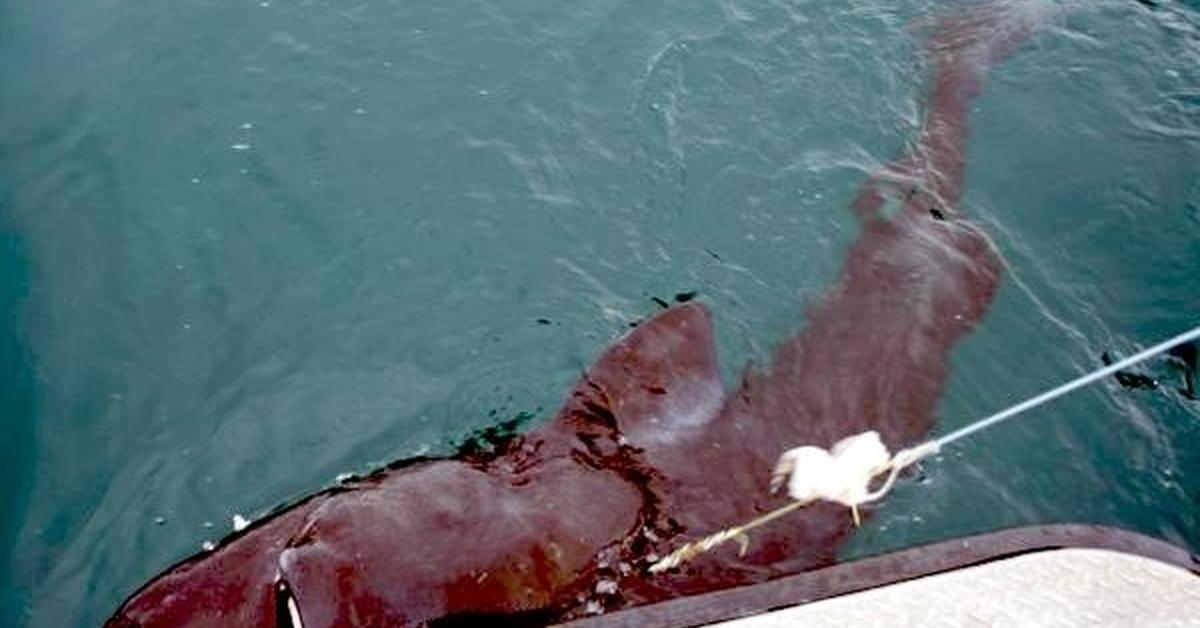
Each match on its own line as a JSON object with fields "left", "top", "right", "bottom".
{"left": 649, "top": 323, "right": 1200, "bottom": 574}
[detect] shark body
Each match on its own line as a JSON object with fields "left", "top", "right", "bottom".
{"left": 107, "top": 5, "right": 1040, "bottom": 626}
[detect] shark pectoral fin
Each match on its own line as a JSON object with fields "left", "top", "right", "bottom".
{"left": 553, "top": 302, "right": 725, "bottom": 449}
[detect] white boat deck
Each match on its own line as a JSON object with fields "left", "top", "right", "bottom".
{"left": 714, "top": 548, "right": 1200, "bottom": 628}
{"left": 559, "top": 526, "right": 1199, "bottom": 628}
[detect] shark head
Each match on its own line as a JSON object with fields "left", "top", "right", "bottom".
{"left": 105, "top": 497, "right": 321, "bottom": 627}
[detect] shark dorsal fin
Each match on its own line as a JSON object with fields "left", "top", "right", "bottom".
{"left": 552, "top": 303, "right": 725, "bottom": 452}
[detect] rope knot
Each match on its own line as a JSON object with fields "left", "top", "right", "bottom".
{"left": 770, "top": 431, "right": 891, "bottom": 507}
{"left": 649, "top": 432, "right": 940, "bottom": 573}
{"left": 770, "top": 431, "right": 937, "bottom": 526}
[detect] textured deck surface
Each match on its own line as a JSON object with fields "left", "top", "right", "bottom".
{"left": 715, "top": 548, "right": 1200, "bottom": 628}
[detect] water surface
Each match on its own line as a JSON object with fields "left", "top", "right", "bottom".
{"left": 2, "top": 1, "right": 1198, "bottom": 625}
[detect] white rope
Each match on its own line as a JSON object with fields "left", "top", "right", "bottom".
{"left": 649, "top": 323, "right": 1200, "bottom": 574}
{"left": 933, "top": 324, "right": 1200, "bottom": 449}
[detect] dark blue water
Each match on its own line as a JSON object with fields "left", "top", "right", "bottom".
{"left": 2, "top": 1, "right": 1198, "bottom": 626}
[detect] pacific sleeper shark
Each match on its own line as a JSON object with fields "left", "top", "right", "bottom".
{"left": 107, "top": 4, "right": 1042, "bottom": 627}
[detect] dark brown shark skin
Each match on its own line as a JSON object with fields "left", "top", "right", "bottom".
{"left": 106, "top": 5, "right": 1034, "bottom": 627}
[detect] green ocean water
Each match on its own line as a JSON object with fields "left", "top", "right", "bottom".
{"left": 2, "top": 0, "right": 1198, "bottom": 625}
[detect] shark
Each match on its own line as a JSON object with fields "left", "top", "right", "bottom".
{"left": 106, "top": 4, "right": 1041, "bottom": 627}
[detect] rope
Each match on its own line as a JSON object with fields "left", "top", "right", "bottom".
{"left": 648, "top": 500, "right": 812, "bottom": 573}
{"left": 648, "top": 440, "right": 938, "bottom": 574}
{"left": 932, "top": 324, "right": 1200, "bottom": 450}
{"left": 649, "top": 323, "right": 1200, "bottom": 574}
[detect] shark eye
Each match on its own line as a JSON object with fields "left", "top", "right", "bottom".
{"left": 275, "top": 579, "right": 304, "bottom": 628}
